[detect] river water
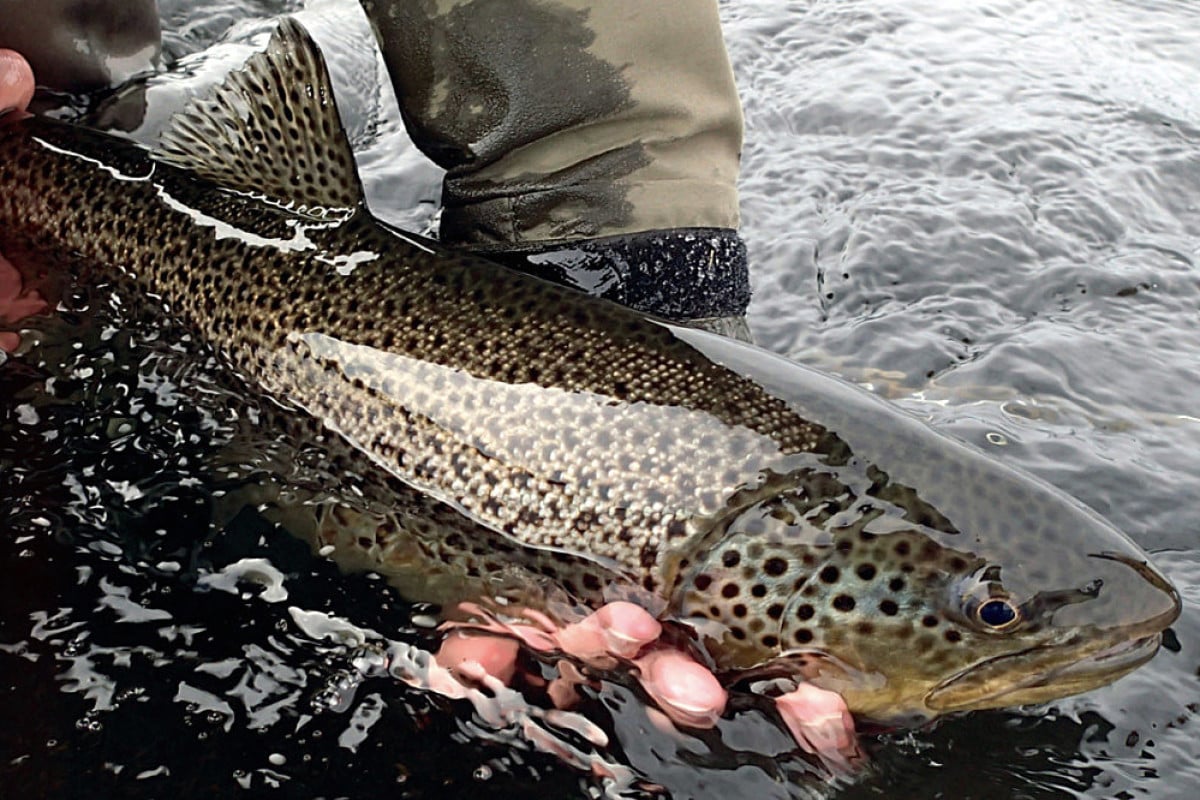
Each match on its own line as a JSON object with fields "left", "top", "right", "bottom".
{"left": 2, "top": 1, "right": 1198, "bottom": 798}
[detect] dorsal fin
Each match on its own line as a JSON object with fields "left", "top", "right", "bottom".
{"left": 156, "top": 18, "right": 364, "bottom": 217}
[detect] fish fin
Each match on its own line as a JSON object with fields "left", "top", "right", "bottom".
{"left": 156, "top": 17, "right": 364, "bottom": 217}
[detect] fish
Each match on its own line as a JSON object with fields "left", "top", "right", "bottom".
{"left": 0, "top": 18, "right": 1180, "bottom": 726}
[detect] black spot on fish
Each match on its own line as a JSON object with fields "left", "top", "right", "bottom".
{"left": 722, "top": 583, "right": 739, "bottom": 599}
{"left": 880, "top": 599, "right": 899, "bottom": 616}
{"left": 751, "top": 583, "right": 767, "bottom": 598}
{"left": 922, "top": 615, "right": 939, "bottom": 628}
{"left": 794, "top": 629, "right": 813, "bottom": 644}
{"left": 723, "top": 550, "right": 741, "bottom": 568}
{"left": 733, "top": 604, "right": 747, "bottom": 618}
{"left": 889, "top": 577, "right": 906, "bottom": 592}
{"left": 796, "top": 604, "right": 815, "bottom": 621}
{"left": 945, "top": 629, "right": 962, "bottom": 643}
{"left": 767, "top": 603, "right": 784, "bottom": 620}
{"left": 764, "top": 557, "right": 787, "bottom": 576}
{"left": 833, "top": 595, "right": 856, "bottom": 612}
{"left": 731, "top": 627, "right": 746, "bottom": 640}
{"left": 819, "top": 565, "right": 840, "bottom": 584}
{"left": 856, "top": 563, "right": 877, "bottom": 581}
{"left": 762, "top": 635, "right": 779, "bottom": 648}
{"left": 694, "top": 574, "right": 713, "bottom": 591}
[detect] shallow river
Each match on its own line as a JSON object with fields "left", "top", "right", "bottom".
{"left": 2, "top": 1, "right": 1198, "bottom": 798}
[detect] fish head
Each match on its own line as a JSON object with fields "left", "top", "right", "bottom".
{"left": 668, "top": 460, "right": 1180, "bottom": 726}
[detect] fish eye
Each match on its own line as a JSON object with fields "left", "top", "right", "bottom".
{"left": 976, "top": 598, "right": 1021, "bottom": 630}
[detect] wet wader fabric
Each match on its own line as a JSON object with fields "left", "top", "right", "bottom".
{"left": 358, "top": 0, "right": 751, "bottom": 323}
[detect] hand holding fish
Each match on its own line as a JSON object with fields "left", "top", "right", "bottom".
{"left": 434, "top": 601, "right": 861, "bottom": 769}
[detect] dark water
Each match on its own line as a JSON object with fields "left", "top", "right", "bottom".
{"left": 3, "top": 1, "right": 1199, "bottom": 798}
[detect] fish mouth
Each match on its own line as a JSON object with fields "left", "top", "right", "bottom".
{"left": 925, "top": 632, "right": 1163, "bottom": 712}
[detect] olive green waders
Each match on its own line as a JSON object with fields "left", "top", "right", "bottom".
{"left": 359, "top": 0, "right": 751, "bottom": 332}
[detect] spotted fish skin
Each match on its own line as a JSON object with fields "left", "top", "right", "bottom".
{"left": 0, "top": 20, "right": 1180, "bottom": 724}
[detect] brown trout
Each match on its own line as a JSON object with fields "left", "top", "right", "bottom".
{"left": 0, "top": 19, "right": 1179, "bottom": 725}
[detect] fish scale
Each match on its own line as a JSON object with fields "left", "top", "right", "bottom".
{"left": 0, "top": 18, "right": 1179, "bottom": 724}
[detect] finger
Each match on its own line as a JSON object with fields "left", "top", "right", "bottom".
{"left": 434, "top": 629, "right": 520, "bottom": 685}
{"left": 517, "top": 607, "right": 560, "bottom": 634}
{"left": 633, "top": 648, "right": 727, "bottom": 729}
{"left": 592, "top": 601, "right": 663, "bottom": 657}
{"left": 0, "top": 50, "right": 35, "bottom": 114}
{"left": 545, "top": 659, "right": 588, "bottom": 709}
{"left": 775, "top": 683, "right": 862, "bottom": 771}
{"left": 1, "top": 251, "right": 50, "bottom": 353}
{"left": 555, "top": 601, "right": 662, "bottom": 661}
{"left": 443, "top": 603, "right": 560, "bottom": 651}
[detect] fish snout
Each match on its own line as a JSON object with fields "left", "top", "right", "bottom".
{"left": 1045, "top": 550, "right": 1180, "bottom": 638}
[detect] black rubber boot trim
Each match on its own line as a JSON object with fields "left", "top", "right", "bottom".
{"left": 477, "top": 228, "right": 750, "bottom": 321}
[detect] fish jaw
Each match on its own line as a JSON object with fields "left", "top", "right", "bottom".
{"left": 922, "top": 630, "right": 1164, "bottom": 715}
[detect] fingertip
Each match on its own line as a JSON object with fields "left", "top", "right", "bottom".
{"left": 435, "top": 630, "right": 520, "bottom": 685}
{"left": 637, "top": 649, "right": 727, "bottom": 728}
{"left": 0, "top": 50, "right": 36, "bottom": 114}
{"left": 600, "top": 602, "right": 662, "bottom": 639}
{"left": 595, "top": 601, "right": 661, "bottom": 657}
{"left": 775, "top": 684, "right": 859, "bottom": 761}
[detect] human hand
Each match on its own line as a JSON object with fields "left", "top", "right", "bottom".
{"left": 434, "top": 601, "right": 861, "bottom": 771}
{"left": 1, "top": 50, "right": 48, "bottom": 353}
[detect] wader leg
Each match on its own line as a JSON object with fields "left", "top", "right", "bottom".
{"left": 358, "top": 0, "right": 751, "bottom": 334}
